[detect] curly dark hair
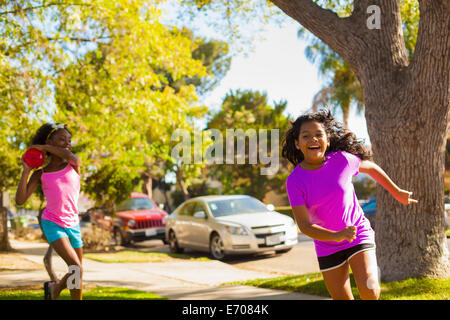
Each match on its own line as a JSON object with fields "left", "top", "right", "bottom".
{"left": 31, "top": 123, "right": 71, "bottom": 154}
{"left": 281, "top": 109, "right": 371, "bottom": 167}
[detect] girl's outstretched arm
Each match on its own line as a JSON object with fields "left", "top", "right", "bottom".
{"left": 359, "top": 160, "right": 418, "bottom": 205}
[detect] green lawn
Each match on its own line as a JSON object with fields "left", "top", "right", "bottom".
{"left": 225, "top": 272, "right": 450, "bottom": 300}
{"left": 84, "top": 250, "right": 210, "bottom": 263}
{"left": 0, "top": 286, "right": 167, "bottom": 300}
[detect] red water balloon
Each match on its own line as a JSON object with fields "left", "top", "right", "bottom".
{"left": 23, "top": 148, "right": 45, "bottom": 168}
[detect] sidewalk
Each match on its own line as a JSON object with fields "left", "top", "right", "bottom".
{"left": 1, "top": 240, "right": 329, "bottom": 300}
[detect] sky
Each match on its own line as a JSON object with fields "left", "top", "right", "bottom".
{"left": 159, "top": 3, "right": 371, "bottom": 145}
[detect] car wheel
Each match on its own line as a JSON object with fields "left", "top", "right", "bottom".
{"left": 168, "top": 230, "right": 184, "bottom": 253}
{"left": 210, "top": 233, "right": 225, "bottom": 260}
{"left": 114, "top": 228, "right": 128, "bottom": 246}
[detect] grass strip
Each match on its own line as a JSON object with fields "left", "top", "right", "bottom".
{"left": 224, "top": 272, "right": 450, "bottom": 300}
{"left": 84, "top": 250, "right": 210, "bottom": 263}
{"left": 0, "top": 285, "right": 167, "bottom": 300}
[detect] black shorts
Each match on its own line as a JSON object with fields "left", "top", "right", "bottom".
{"left": 317, "top": 243, "right": 376, "bottom": 272}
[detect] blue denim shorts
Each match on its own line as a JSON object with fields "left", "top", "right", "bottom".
{"left": 41, "top": 219, "right": 83, "bottom": 248}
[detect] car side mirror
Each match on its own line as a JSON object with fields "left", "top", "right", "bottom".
{"left": 158, "top": 203, "right": 165, "bottom": 210}
{"left": 193, "top": 211, "right": 206, "bottom": 219}
{"left": 266, "top": 204, "right": 275, "bottom": 211}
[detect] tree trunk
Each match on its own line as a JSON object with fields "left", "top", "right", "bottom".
{"left": 363, "top": 76, "right": 450, "bottom": 281}
{"left": 0, "top": 192, "right": 11, "bottom": 252}
{"left": 360, "top": 0, "right": 450, "bottom": 281}
{"left": 0, "top": 207, "right": 11, "bottom": 252}
{"left": 176, "top": 167, "right": 189, "bottom": 201}
{"left": 141, "top": 171, "right": 153, "bottom": 199}
{"left": 271, "top": 0, "right": 450, "bottom": 281}
{"left": 162, "top": 190, "right": 172, "bottom": 213}
{"left": 342, "top": 102, "right": 350, "bottom": 129}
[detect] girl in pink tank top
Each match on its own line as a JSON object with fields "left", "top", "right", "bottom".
{"left": 15, "top": 123, "right": 83, "bottom": 300}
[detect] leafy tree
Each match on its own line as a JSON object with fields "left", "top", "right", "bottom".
{"left": 207, "top": 89, "right": 290, "bottom": 200}
{"left": 168, "top": 28, "right": 232, "bottom": 96}
{"left": 0, "top": 1, "right": 209, "bottom": 247}
{"left": 51, "top": 2, "right": 208, "bottom": 208}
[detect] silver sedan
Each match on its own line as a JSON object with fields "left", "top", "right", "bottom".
{"left": 165, "top": 195, "right": 298, "bottom": 260}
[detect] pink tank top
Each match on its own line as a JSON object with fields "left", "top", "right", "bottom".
{"left": 41, "top": 164, "right": 80, "bottom": 228}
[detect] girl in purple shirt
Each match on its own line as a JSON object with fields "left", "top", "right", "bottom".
{"left": 282, "top": 110, "right": 417, "bottom": 300}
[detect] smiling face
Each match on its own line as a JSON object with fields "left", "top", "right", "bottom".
{"left": 295, "top": 120, "right": 329, "bottom": 165}
{"left": 47, "top": 128, "right": 72, "bottom": 151}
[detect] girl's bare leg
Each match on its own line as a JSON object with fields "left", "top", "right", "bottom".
{"left": 48, "top": 237, "right": 83, "bottom": 300}
{"left": 321, "top": 261, "right": 354, "bottom": 300}
{"left": 348, "top": 249, "right": 380, "bottom": 300}
{"left": 73, "top": 246, "right": 83, "bottom": 299}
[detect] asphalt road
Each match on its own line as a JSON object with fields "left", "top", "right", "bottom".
{"left": 132, "top": 234, "right": 321, "bottom": 276}
{"left": 131, "top": 233, "right": 450, "bottom": 277}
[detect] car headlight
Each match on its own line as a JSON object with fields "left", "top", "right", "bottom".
{"left": 223, "top": 224, "right": 248, "bottom": 236}
{"left": 128, "top": 219, "right": 135, "bottom": 227}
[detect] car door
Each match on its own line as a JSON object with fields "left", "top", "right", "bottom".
{"left": 187, "top": 202, "right": 211, "bottom": 250}
{"left": 174, "top": 202, "right": 196, "bottom": 247}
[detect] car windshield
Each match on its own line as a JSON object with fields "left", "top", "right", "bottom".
{"left": 207, "top": 197, "right": 269, "bottom": 217}
{"left": 117, "top": 197, "right": 156, "bottom": 211}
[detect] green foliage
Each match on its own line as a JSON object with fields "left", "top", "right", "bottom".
{"left": 83, "top": 162, "right": 141, "bottom": 210}
{"left": 353, "top": 176, "right": 377, "bottom": 200}
{"left": 84, "top": 250, "right": 210, "bottom": 263}
{"left": 0, "top": 286, "right": 167, "bottom": 300}
{"left": 168, "top": 28, "right": 231, "bottom": 96}
{"left": 0, "top": 51, "right": 46, "bottom": 191}
{"left": 228, "top": 272, "right": 450, "bottom": 300}
{"left": 207, "top": 89, "right": 290, "bottom": 200}
{"left": 0, "top": 1, "right": 228, "bottom": 208}
{"left": 171, "top": 181, "right": 219, "bottom": 208}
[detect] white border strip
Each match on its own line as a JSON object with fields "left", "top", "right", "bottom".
{"left": 319, "top": 246, "right": 376, "bottom": 273}
{"left": 347, "top": 247, "right": 376, "bottom": 263}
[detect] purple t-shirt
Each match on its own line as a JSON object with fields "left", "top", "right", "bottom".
{"left": 286, "top": 151, "right": 375, "bottom": 257}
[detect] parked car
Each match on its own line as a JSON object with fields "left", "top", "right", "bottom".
{"left": 165, "top": 195, "right": 298, "bottom": 260}
{"left": 89, "top": 192, "right": 169, "bottom": 246}
{"left": 361, "top": 198, "right": 376, "bottom": 230}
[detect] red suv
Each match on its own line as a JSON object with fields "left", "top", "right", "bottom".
{"left": 89, "top": 192, "right": 169, "bottom": 246}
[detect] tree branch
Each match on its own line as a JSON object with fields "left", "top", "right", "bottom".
{"left": 271, "top": 0, "right": 409, "bottom": 76}
{"left": 46, "top": 36, "right": 111, "bottom": 43}
{"left": 270, "top": 0, "right": 360, "bottom": 67}
{"left": 0, "top": 2, "right": 91, "bottom": 16}
{"left": 410, "top": 1, "right": 450, "bottom": 78}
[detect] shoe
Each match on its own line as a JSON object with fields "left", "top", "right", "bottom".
{"left": 44, "top": 281, "right": 55, "bottom": 300}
